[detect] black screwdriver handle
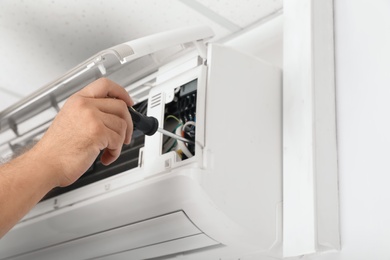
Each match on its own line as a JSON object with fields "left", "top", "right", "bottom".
{"left": 128, "top": 107, "right": 159, "bottom": 136}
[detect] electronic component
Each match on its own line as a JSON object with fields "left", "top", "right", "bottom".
{"left": 162, "top": 79, "right": 197, "bottom": 159}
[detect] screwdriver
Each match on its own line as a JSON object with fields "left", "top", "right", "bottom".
{"left": 128, "top": 107, "right": 195, "bottom": 144}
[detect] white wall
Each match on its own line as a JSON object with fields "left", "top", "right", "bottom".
{"left": 305, "top": 0, "right": 390, "bottom": 259}
{"left": 229, "top": 1, "right": 390, "bottom": 259}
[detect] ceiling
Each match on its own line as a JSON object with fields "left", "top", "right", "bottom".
{"left": 0, "top": 0, "right": 282, "bottom": 112}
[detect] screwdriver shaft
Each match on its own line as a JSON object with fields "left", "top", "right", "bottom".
{"left": 157, "top": 128, "right": 195, "bottom": 144}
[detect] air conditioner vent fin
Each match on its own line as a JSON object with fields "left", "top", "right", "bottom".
{"left": 150, "top": 93, "right": 162, "bottom": 108}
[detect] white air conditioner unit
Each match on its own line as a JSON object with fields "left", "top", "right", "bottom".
{"left": 0, "top": 26, "right": 282, "bottom": 260}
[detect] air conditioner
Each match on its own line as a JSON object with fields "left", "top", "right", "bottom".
{"left": 0, "top": 26, "right": 282, "bottom": 260}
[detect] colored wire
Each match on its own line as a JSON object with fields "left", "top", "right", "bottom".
{"left": 163, "top": 123, "right": 182, "bottom": 146}
{"left": 165, "top": 115, "right": 181, "bottom": 123}
{"left": 175, "top": 125, "right": 193, "bottom": 158}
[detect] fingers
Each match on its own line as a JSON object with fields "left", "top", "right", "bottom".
{"left": 78, "top": 78, "right": 134, "bottom": 107}
{"left": 81, "top": 78, "right": 133, "bottom": 144}
{"left": 85, "top": 101, "right": 132, "bottom": 165}
{"left": 91, "top": 98, "right": 133, "bottom": 144}
{"left": 100, "top": 119, "right": 126, "bottom": 165}
{"left": 77, "top": 78, "right": 134, "bottom": 144}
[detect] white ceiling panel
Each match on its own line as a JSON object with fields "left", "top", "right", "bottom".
{"left": 195, "top": 0, "right": 283, "bottom": 27}
{"left": 0, "top": 90, "right": 21, "bottom": 112}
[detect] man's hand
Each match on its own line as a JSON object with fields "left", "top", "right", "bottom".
{"left": 33, "top": 78, "right": 134, "bottom": 187}
{"left": 0, "top": 78, "right": 134, "bottom": 238}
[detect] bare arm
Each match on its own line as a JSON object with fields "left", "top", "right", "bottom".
{"left": 0, "top": 78, "right": 133, "bottom": 238}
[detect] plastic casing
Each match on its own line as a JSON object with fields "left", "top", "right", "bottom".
{"left": 0, "top": 26, "right": 282, "bottom": 260}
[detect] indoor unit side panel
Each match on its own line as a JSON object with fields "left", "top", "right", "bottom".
{"left": 201, "top": 44, "right": 282, "bottom": 252}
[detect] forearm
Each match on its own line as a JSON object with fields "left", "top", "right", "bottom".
{"left": 0, "top": 147, "right": 58, "bottom": 238}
